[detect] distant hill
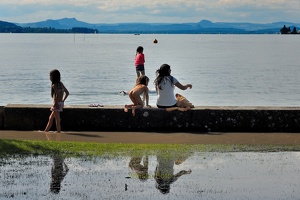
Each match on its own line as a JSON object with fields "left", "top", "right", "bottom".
{"left": 0, "top": 19, "right": 98, "bottom": 33}
{"left": 18, "top": 18, "right": 93, "bottom": 29}
{"left": 1, "top": 18, "right": 299, "bottom": 34}
{"left": 0, "top": 21, "right": 23, "bottom": 33}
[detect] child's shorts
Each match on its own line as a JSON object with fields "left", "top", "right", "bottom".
{"left": 135, "top": 65, "right": 145, "bottom": 71}
{"left": 50, "top": 102, "right": 64, "bottom": 112}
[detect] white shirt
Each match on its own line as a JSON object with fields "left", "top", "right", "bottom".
{"left": 156, "top": 76, "right": 178, "bottom": 106}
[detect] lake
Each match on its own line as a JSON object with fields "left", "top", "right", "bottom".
{"left": 0, "top": 33, "right": 299, "bottom": 107}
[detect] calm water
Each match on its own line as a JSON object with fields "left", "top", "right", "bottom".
{"left": 0, "top": 33, "right": 299, "bottom": 107}
{"left": 1, "top": 152, "right": 300, "bottom": 199}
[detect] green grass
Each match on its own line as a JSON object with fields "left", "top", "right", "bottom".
{"left": 1, "top": 139, "right": 300, "bottom": 158}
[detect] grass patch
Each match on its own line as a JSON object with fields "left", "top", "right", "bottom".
{"left": 1, "top": 139, "right": 300, "bottom": 158}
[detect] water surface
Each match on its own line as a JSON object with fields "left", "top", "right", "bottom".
{"left": 1, "top": 34, "right": 299, "bottom": 106}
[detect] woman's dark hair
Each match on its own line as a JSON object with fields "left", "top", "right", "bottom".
{"left": 50, "top": 69, "right": 61, "bottom": 97}
{"left": 136, "top": 46, "right": 144, "bottom": 53}
{"left": 136, "top": 75, "right": 149, "bottom": 86}
{"left": 154, "top": 64, "right": 173, "bottom": 90}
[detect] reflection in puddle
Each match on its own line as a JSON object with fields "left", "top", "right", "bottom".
{"left": 50, "top": 154, "right": 69, "bottom": 194}
{"left": 45, "top": 132, "right": 61, "bottom": 141}
{"left": 1, "top": 152, "right": 300, "bottom": 199}
{"left": 155, "top": 153, "right": 192, "bottom": 194}
{"left": 129, "top": 156, "right": 149, "bottom": 181}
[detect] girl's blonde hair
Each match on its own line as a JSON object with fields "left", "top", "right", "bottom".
{"left": 136, "top": 75, "right": 149, "bottom": 86}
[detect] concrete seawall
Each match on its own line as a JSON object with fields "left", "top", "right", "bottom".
{"left": 1, "top": 104, "right": 300, "bottom": 132}
{"left": 0, "top": 106, "right": 3, "bottom": 130}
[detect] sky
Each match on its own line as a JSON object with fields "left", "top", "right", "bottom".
{"left": 0, "top": 0, "right": 299, "bottom": 24}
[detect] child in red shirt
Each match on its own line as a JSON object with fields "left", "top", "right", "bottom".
{"left": 135, "top": 46, "right": 145, "bottom": 77}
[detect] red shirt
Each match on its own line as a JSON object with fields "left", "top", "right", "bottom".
{"left": 135, "top": 53, "right": 145, "bottom": 66}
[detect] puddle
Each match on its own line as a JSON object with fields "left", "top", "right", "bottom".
{"left": 1, "top": 152, "right": 300, "bottom": 199}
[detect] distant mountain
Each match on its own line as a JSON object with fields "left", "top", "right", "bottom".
{"left": 18, "top": 18, "right": 94, "bottom": 29}
{"left": 6, "top": 18, "right": 300, "bottom": 34}
{"left": 0, "top": 20, "right": 23, "bottom": 32}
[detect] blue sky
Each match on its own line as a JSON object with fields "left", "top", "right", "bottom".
{"left": 0, "top": 0, "right": 299, "bottom": 24}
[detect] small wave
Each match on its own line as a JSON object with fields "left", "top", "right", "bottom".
{"left": 118, "top": 91, "right": 128, "bottom": 95}
{"left": 118, "top": 88, "right": 156, "bottom": 96}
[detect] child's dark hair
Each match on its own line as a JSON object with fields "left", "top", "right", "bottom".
{"left": 154, "top": 64, "right": 173, "bottom": 90}
{"left": 136, "top": 75, "right": 149, "bottom": 86}
{"left": 136, "top": 46, "right": 144, "bottom": 53}
{"left": 50, "top": 69, "right": 61, "bottom": 97}
{"left": 50, "top": 69, "right": 61, "bottom": 84}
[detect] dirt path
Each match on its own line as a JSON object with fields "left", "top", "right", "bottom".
{"left": 1, "top": 130, "right": 300, "bottom": 144}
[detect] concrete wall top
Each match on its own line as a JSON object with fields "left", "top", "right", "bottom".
{"left": 5, "top": 104, "right": 300, "bottom": 110}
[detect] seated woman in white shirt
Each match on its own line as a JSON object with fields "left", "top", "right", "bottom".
{"left": 154, "top": 64, "right": 192, "bottom": 108}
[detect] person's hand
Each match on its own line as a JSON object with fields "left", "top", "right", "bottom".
{"left": 187, "top": 84, "right": 192, "bottom": 89}
{"left": 54, "top": 102, "right": 60, "bottom": 109}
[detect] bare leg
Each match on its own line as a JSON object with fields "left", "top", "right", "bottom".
{"left": 132, "top": 107, "right": 136, "bottom": 116}
{"left": 136, "top": 70, "right": 141, "bottom": 77}
{"left": 166, "top": 107, "right": 179, "bottom": 112}
{"left": 141, "top": 70, "right": 145, "bottom": 76}
{"left": 54, "top": 111, "right": 61, "bottom": 133}
{"left": 178, "top": 106, "right": 190, "bottom": 111}
{"left": 132, "top": 105, "right": 143, "bottom": 116}
{"left": 124, "top": 105, "right": 129, "bottom": 112}
{"left": 44, "top": 112, "right": 55, "bottom": 132}
{"left": 124, "top": 104, "right": 134, "bottom": 113}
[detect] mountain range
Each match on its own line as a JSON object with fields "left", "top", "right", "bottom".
{"left": 2, "top": 18, "right": 300, "bottom": 34}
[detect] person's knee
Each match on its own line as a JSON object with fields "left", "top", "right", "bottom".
{"left": 49, "top": 114, "right": 54, "bottom": 120}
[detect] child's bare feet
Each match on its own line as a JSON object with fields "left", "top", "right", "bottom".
{"left": 132, "top": 107, "right": 136, "bottom": 116}
{"left": 124, "top": 105, "right": 129, "bottom": 112}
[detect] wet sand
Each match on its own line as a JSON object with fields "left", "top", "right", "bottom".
{"left": 1, "top": 130, "right": 300, "bottom": 144}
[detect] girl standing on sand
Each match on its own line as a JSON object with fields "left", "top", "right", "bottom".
{"left": 124, "top": 75, "right": 151, "bottom": 116}
{"left": 135, "top": 46, "right": 145, "bottom": 77}
{"left": 44, "top": 69, "right": 69, "bottom": 133}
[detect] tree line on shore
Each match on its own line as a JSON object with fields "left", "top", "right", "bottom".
{"left": 0, "top": 21, "right": 98, "bottom": 34}
{"left": 280, "top": 25, "right": 299, "bottom": 34}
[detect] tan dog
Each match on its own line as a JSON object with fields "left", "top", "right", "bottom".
{"left": 175, "top": 93, "right": 194, "bottom": 108}
{"left": 166, "top": 93, "right": 194, "bottom": 112}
